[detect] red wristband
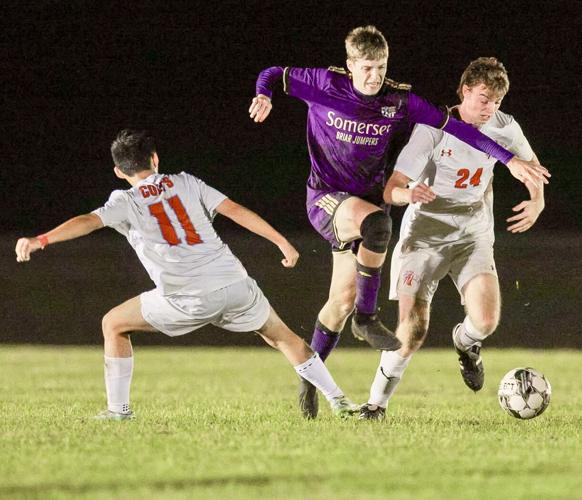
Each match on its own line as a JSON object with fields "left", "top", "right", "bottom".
{"left": 37, "top": 234, "right": 49, "bottom": 249}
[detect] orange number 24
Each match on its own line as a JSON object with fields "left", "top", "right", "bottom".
{"left": 455, "top": 167, "right": 483, "bottom": 189}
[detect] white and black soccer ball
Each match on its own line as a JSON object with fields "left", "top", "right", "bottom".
{"left": 498, "top": 367, "right": 551, "bottom": 420}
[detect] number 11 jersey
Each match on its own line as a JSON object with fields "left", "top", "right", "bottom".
{"left": 93, "top": 172, "right": 247, "bottom": 296}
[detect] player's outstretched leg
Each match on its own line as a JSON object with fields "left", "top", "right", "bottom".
{"left": 299, "top": 320, "right": 341, "bottom": 418}
{"left": 350, "top": 212, "right": 401, "bottom": 351}
{"left": 259, "top": 308, "right": 358, "bottom": 418}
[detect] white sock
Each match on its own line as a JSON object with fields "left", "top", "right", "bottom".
{"left": 104, "top": 356, "right": 133, "bottom": 413}
{"left": 455, "top": 316, "right": 488, "bottom": 350}
{"left": 368, "top": 350, "right": 412, "bottom": 408}
{"left": 294, "top": 353, "right": 343, "bottom": 401}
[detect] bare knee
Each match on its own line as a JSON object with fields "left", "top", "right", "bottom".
{"left": 470, "top": 313, "right": 499, "bottom": 336}
{"left": 102, "top": 310, "right": 126, "bottom": 340}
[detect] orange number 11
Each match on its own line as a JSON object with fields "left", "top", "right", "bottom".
{"left": 148, "top": 195, "right": 202, "bottom": 246}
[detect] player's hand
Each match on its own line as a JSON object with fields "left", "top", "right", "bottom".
{"left": 507, "top": 198, "right": 544, "bottom": 233}
{"left": 409, "top": 184, "right": 436, "bottom": 204}
{"left": 15, "top": 237, "right": 42, "bottom": 262}
{"left": 249, "top": 94, "right": 272, "bottom": 123}
{"left": 507, "top": 157, "right": 550, "bottom": 185}
{"left": 278, "top": 241, "right": 299, "bottom": 268}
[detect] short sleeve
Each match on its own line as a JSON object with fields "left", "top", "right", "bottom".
{"left": 192, "top": 177, "right": 228, "bottom": 216}
{"left": 507, "top": 119, "right": 535, "bottom": 160}
{"left": 394, "top": 125, "right": 439, "bottom": 181}
{"left": 92, "top": 190, "right": 130, "bottom": 227}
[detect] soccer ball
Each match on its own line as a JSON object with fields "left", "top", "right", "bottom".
{"left": 498, "top": 367, "right": 551, "bottom": 419}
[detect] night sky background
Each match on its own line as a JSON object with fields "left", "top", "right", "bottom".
{"left": 2, "top": 1, "right": 581, "bottom": 346}
{"left": 3, "top": 0, "right": 581, "bottom": 233}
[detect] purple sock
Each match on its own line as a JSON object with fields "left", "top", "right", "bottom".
{"left": 310, "top": 322, "right": 340, "bottom": 362}
{"left": 355, "top": 262, "right": 381, "bottom": 315}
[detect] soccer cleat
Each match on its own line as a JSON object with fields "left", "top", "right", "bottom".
{"left": 358, "top": 403, "right": 386, "bottom": 421}
{"left": 329, "top": 395, "right": 359, "bottom": 418}
{"left": 453, "top": 324, "right": 484, "bottom": 392}
{"left": 351, "top": 313, "right": 402, "bottom": 351}
{"left": 298, "top": 377, "right": 319, "bottom": 419}
{"left": 93, "top": 409, "right": 135, "bottom": 421}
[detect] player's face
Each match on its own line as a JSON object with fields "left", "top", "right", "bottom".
{"left": 461, "top": 84, "right": 504, "bottom": 125}
{"left": 347, "top": 57, "right": 388, "bottom": 96}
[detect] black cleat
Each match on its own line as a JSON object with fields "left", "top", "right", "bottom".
{"left": 298, "top": 377, "right": 319, "bottom": 419}
{"left": 358, "top": 403, "right": 386, "bottom": 421}
{"left": 453, "top": 324, "right": 484, "bottom": 391}
{"left": 351, "top": 313, "right": 401, "bottom": 351}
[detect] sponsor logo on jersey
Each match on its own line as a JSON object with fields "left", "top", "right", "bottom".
{"left": 381, "top": 106, "right": 396, "bottom": 118}
{"left": 325, "top": 111, "right": 391, "bottom": 137}
{"left": 440, "top": 148, "right": 453, "bottom": 157}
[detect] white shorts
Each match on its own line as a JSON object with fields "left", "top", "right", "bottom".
{"left": 390, "top": 206, "right": 496, "bottom": 304}
{"left": 140, "top": 277, "right": 271, "bottom": 337}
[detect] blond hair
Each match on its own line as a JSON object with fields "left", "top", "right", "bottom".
{"left": 345, "top": 25, "right": 388, "bottom": 61}
{"left": 457, "top": 57, "right": 509, "bottom": 101}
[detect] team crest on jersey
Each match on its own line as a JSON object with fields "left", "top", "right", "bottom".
{"left": 440, "top": 148, "right": 453, "bottom": 157}
{"left": 402, "top": 270, "right": 419, "bottom": 287}
{"left": 381, "top": 106, "right": 396, "bottom": 118}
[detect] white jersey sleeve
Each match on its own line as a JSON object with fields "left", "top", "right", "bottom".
{"left": 393, "top": 125, "right": 441, "bottom": 181}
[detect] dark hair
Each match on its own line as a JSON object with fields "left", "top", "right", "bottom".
{"left": 111, "top": 129, "right": 156, "bottom": 175}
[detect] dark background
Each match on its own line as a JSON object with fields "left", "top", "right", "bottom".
{"left": 2, "top": 0, "right": 581, "bottom": 347}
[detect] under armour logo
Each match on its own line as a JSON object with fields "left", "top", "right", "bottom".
{"left": 440, "top": 149, "right": 453, "bottom": 157}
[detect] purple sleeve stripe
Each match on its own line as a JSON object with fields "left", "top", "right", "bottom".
{"left": 255, "top": 66, "right": 285, "bottom": 99}
{"left": 408, "top": 93, "right": 514, "bottom": 165}
{"left": 443, "top": 118, "right": 514, "bottom": 164}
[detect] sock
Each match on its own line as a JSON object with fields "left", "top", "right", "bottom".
{"left": 355, "top": 262, "right": 381, "bottom": 315}
{"left": 368, "top": 350, "right": 412, "bottom": 408}
{"left": 104, "top": 356, "right": 133, "bottom": 414}
{"left": 455, "top": 316, "right": 488, "bottom": 350}
{"left": 294, "top": 353, "right": 342, "bottom": 401}
{"left": 310, "top": 321, "right": 340, "bottom": 361}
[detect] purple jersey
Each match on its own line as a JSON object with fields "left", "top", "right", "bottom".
{"left": 256, "top": 66, "right": 514, "bottom": 205}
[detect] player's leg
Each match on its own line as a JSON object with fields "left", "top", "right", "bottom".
{"left": 312, "top": 249, "right": 357, "bottom": 358}
{"left": 96, "top": 295, "right": 157, "bottom": 420}
{"left": 299, "top": 249, "right": 357, "bottom": 418}
{"left": 453, "top": 273, "right": 500, "bottom": 391}
{"left": 257, "top": 307, "right": 358, "bottom": 417}
{"left": 334, "top": 197, "right": 400, "bottom": 350}
{"left": 360, "top": 296, "right": 430, "bottom": 420}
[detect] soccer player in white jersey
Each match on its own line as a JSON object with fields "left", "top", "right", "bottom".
{"left": 15, "top": 129, "right": 359, "bottom": 420}
{"left": 359, "top": 58, "right": 545, "bottom": 420}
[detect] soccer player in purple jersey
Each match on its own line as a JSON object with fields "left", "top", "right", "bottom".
{"left": 249, "top": 25, "right": 549, "bottom": 419}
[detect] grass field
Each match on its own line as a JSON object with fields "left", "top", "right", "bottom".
{"left": 1, "top": 346, "right": 581, "bottom": 500}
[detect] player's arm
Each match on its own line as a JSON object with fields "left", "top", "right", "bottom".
{"left": 408, "top": 94, "right": 550, "bottom": 185}
{"left": 15, "top": 213, "right": 104, "bottom": 262}
{"left": 506, "top": 153, "right": 545, "bottom": 233}
{"left": 384, "top": 171, "right": 436, "bottom": 206}
{"left": 249, "top": 66, "right": 284, "bottom": 123}
{"left": 249, "top": 66, "right": 327, "bottom": 123}
{"left": 215, "top": 198, "right": 299, "bottom": 268}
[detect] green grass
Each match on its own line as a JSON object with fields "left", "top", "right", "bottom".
{"left": 1, "top": 346, "right": 581, "bottom": 500}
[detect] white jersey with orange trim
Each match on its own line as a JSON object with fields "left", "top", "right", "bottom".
{"left": 394, "top": 108, "right": 534, "bottom": 207}
{"left": 93, "top": 172, "right": 247, "bottom": 296}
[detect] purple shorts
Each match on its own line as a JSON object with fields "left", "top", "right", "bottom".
{"left": 307, "top": 187, "right": 391, "bottom": 251}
